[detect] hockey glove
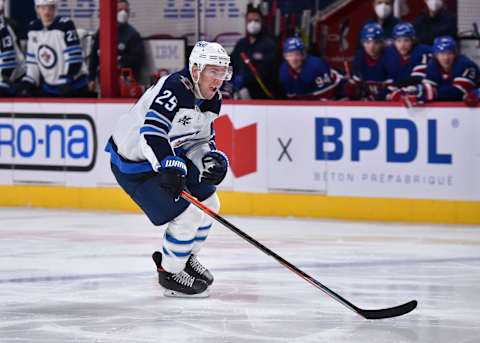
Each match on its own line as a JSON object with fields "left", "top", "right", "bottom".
{"left": 200, "top": 150, "right": 229, "bottom": 185}
{"left": 158, "top": 156, "right": 187, "bottom": 199}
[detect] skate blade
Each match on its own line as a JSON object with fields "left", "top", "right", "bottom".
{"left": 163, "top": 289, "right": 209, "bottom": 298}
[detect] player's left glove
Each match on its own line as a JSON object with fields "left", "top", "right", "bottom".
{"left": 200, "top": 150, "right": 229, "bottom": 185}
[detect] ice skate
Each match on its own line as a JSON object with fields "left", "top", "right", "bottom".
{"left": 185, "top": 254, "right": 214, "bottom": 286}
{"left": 152, "top": 251, "right": 209, "bottom": 298}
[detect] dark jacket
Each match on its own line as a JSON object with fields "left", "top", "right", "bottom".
{"left": 89, "top": 23, "right": 145, "bottom": 81}
{"left": 231, "top": 33, "right": 278, "bottom": 99}
{"left": 413, "top": 10, "right": 457, "bottom": 46}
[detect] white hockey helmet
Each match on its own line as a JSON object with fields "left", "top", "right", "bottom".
{"left": 35, "top": 0, "right": 57, "bottom": 6}
{"left": 189, "top": 41, "right": 232, "bottom": 81}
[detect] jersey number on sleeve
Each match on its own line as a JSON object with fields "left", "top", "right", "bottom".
{"left": 2, "top": 36, "right": 12, "bottom": 48}
{"left": 66, "top": 30, "right": 79, "bottom": 43}
{"left": 155, "top": 90, "right": 178, "bottom": 112}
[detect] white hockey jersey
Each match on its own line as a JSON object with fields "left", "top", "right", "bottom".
{"left": 0, "top": 17, "right": 24, "bottom": 89}
{"left": 111, "top": 68, "right": 222, "bottom": 173}
{"left": 24, "top": 16, "right": 86, "bottom": 88}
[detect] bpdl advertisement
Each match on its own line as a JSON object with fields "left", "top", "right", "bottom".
{"left": 0, "top": 101, "right": 479, "bottom": 202}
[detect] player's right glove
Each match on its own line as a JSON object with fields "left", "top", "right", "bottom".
{"left": 158, "top": 156, "right": 187, "bottom": 199}
{"left": 200, "top": 150, "right": 229, "bottom": 185}
{"left": 16, "top": 80, "right": 36, "bottom": 97}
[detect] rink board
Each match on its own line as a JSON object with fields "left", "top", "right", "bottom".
{"left": 0, "top": 99, "right": 479, "bottom": 224}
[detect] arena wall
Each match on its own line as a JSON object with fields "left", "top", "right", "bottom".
{"left": 0, "top": 99, "right": 478, "bottom": 224}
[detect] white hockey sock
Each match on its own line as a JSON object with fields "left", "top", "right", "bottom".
{"left": 192, "top": 192, "right": 220, "bottom": 255}
{"left": 161, "top": 204, "right": 204, "bottom": 273}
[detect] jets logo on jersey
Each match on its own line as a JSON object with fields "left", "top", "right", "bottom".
{"left": 38, "top": 45, "right": 57, "bottom": 69}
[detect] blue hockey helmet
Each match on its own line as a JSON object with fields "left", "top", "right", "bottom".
{"left": 283, "top": 37, "right": 305, "bottom": 54}
{"left": 432, "top": 36, "right": 457, "bottom": 54}
{"left": 360, "top": 23, "right": 384, "bottom": 42}
{"left": 393, "top": 22, "right": 416, "bottom": 40}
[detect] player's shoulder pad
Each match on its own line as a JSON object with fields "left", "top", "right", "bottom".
{"left": 27, "top": 19, "right": 43, "bottom": 31}
{"left": 307, "top": 55, "right": 331, "bottom": 72}
{"left": 162, "top": 72, "right": 195, "bottom": 104}
{"left": 53, "top": 16, "right": 76, "bottom": 31}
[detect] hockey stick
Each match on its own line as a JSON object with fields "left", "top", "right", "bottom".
{"left": 239, "top": 52, "right": 274, "bottom": 98}
{"left": 180, "top": 191, "right": 418, "bottom": 320}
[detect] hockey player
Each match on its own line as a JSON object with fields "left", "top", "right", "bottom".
{"left": 391, "top": 36, "right": 479, "bottom": 104}
{"left": 384, "top": 23, "right": 432, "bottom": 87}
{"left": 18, "top": 0, "right": 88, "bottom": 97}
{"left": 106, "top": 41, "right": 231, "bottom": 297}
{"left": 0, "top": 15, "right": 24, "bottom": 96}
{"left": 279, "top": 37, "right": 342, "bottom": 100}
{"left": 348, "top": 23, "right": 389, "bottom": 100}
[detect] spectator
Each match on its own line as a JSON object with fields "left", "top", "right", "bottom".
{"left": 359, "top": 0, "right": 400, "bottom": 46}
{"left": 384, "top": 22, "right": 431, "bottom": 92}
{"left": 413, "top": 0, "right": 457, "bottom": 46}
{"left": 18, "top": 0, "right": 88, "bottom": 97}
{"left": 0, "top": 4, "right": 24, "bottom": 96}
{"left": 88, "top": 0, "right": 145, "bottom": 93}
{"left": 279, "top": 37, "right": 342, "bottom": 100}
{"left": 391, "top": 37, "right": 479, "bottom": 105}
{"left": 348, "top": 23, "right": 389, "bottom": 100}
{"left": 230, "top": 4, "right": 278, "bottom": 99}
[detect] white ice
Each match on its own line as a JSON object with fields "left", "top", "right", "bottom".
{"left": 1, "top": 207, "right": 479, "bottom": 343}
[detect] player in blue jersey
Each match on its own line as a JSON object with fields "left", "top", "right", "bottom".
{"left": 348, "top": 23, "right": 389, "bottom": 100}
{"left": 384, "top": 23, "right": 432, "bottom": 86}
{"left": 390, "top": 36, "right": 479, "bottom": 105}
{"left": 17, "top": 0, "right": 88, "bottom": 97}
{"left": 279, "top": 37, "right": 342, "bottom": 100}
{"left": 106, "top": 41, "right": 232, "bottom": 297}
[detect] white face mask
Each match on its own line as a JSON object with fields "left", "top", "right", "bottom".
{"left": 426, "top": 0, "right": 443, "bottom": 12}
{"left": 117, "top": 10, "right": 129, "bottom": 24}
{"left": 246, "top": 20, "right": 262, "bottom": 35}
{"left": 375, "top": 3, "right": 392, "bottom": 19}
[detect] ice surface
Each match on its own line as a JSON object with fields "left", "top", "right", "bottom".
{"left": 1, "top": 208, "right": 479, "bottom": 343}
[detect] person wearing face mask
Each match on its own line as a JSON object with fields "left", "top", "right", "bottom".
{"left": 359, "top": 0, "right": 400, "bottom": 47}
{"left": 88, "top": 0, "right": 145, "bottom": 93}
{"left": 230, "top": 5, "right": 278, "bottom": 99}
{"left": 413, "top": 0, "right": 457, "bottom": 46}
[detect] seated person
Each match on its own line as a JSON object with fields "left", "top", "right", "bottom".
{"left": 18, "top": 0, "right": 88, "bottom": 97}
{"left": 279, "top": 37, "right": 342, "bottom": 100}
{"left": 0, "top": 16, "right": 24, "bottom": 96}
{"left": 384, "top": 23, "right": 432, "bottom": 101}
{"left": 348, "top": 23, "right": 389, "bottom": 100}
{"left": 359, "top": 0, "right": 400, "bottom": 46}
{"left": 413, "top": 0, "right": 457, "bottom": 46}
{"left": 390, "top": 36, "right": 479, "bottom": 105}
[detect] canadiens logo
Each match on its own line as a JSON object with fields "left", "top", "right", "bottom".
{"left": 38, "top": 45, "right": 57, "bottom": 69}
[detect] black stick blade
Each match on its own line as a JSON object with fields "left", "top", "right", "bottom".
{"left": 358, "top": 300, "right": 417, "bottom": 320}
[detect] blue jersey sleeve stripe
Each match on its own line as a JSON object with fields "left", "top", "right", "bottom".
{"left": 0, "top": 62, "right": 17, "bottom": 68}
{"left": 140, "top": 126, "right": 168, "bottom": 136}
{"left": 146, "top": 110, "right": 172, "bottom": 129}
{"left": 0, "top": 51, "right": 17, "bottom": 58}
{"left": 65, "top": 58, "right": 84, "bottom": 64}
{"left": 63, "top": 45, "right": 82, "bottom": 53}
